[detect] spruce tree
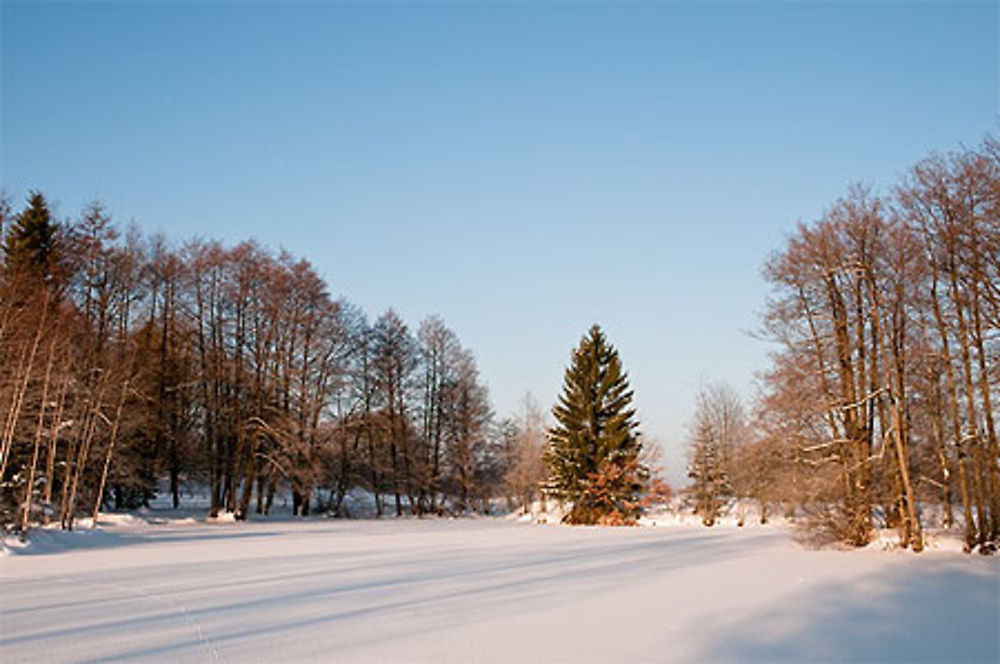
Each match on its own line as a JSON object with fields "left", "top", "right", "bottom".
{"left": 546, "top": 324, "right": 646, "bottom": 524}
{"left": 687, "top": 415, "right": 728, "bottom": 527}
{"left": 3, "top": 191, "right": 58, "bottom": 277}
{"left": 686, "top": 384, "right": 743, "bottom": 526}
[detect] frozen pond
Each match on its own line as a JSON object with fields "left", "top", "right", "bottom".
{"left": 2, "top": 517, "right": 997, "bottom": 662}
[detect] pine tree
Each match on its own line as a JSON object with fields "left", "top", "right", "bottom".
{"left": 546, "top": 324, "right": 646, "bottom": 524}
{"left": 3, "top": 191, "right": 58, "bottom": 277}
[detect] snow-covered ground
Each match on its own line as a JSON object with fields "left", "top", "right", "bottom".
{"left": 2, "top": 516, "right": 997, "bottom": 663}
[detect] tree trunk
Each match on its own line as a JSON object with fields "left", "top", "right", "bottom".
{"left": 92, "top": 378, "right": 130, "bottom": 526}
{"left": 20, "top": 338, "right": 56, "bottom": 531}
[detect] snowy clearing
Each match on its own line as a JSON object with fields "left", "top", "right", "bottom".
{"left": 1, "top": 517, "right": 998, "bottom": 663}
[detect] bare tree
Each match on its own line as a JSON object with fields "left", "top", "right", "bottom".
{"left": 503, "top": 393, "right": 548, "bottom": 513}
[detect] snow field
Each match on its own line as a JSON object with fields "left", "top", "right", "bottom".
{"left": 1, "top": 517, "right": 997, "bottom": 663}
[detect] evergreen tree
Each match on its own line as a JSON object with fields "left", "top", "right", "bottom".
{"left": 687, "top": 414, "right": 729, "bottom": 526}
{"left": 3, "top": 191, "right": 58, "bottom": 277}
{"left": 686, "top": 384, "right": 744, "bottom": 527}
{"left": 546, "top": 324, "right": 646, "bottom": 524}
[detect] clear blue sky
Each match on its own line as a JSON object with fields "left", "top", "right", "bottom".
{"left": 2, "top": 1, "right": 996, "bottom": 484}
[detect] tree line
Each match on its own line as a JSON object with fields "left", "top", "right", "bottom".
{"left": 687, "top": 136, "right": 999, "bottom": 553}
{"left": 0, "top": 194, "right": 547, "bottom": 531}
{"left": 8, "top": 135, "right": 993, "bottom": 548}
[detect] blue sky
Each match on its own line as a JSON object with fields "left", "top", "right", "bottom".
{"left": 2, "top": 1, "right": 996, "bottom": 483}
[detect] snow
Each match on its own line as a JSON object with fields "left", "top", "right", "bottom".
{"left": 1, "top": 516, "right": 997, "bottom": 663}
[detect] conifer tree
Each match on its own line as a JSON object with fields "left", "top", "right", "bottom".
{"left": 546, "top": 324, "right": 646, "bottom": 524}
{"left": 686, "top": 384, "right": 743, "bottom": 526}
{"left": 3, "top": 191, "right": 58, "bottom": 277}
{"left": 687, "top": 412, "right": 729, "bottom": 526}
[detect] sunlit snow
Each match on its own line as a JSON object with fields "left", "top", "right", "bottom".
{"left": 2, "top": 516, "right": 997, "bottom": 663}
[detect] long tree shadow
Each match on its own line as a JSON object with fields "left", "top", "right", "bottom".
{"left": 3, "top": 526, "right": 764, "bottom": 660}
{"left": 5, "top": 523, "right": 286, "bottom": 556}
{"left": 5, "top": 510, "right": 540, "bottom": 557}
{"left": 692, "top": 558, "right": 999, "bottom": 663}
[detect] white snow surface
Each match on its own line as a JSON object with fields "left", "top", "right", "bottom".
{"left": 1, "top": 516, "right": 997, "bottom": 663}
